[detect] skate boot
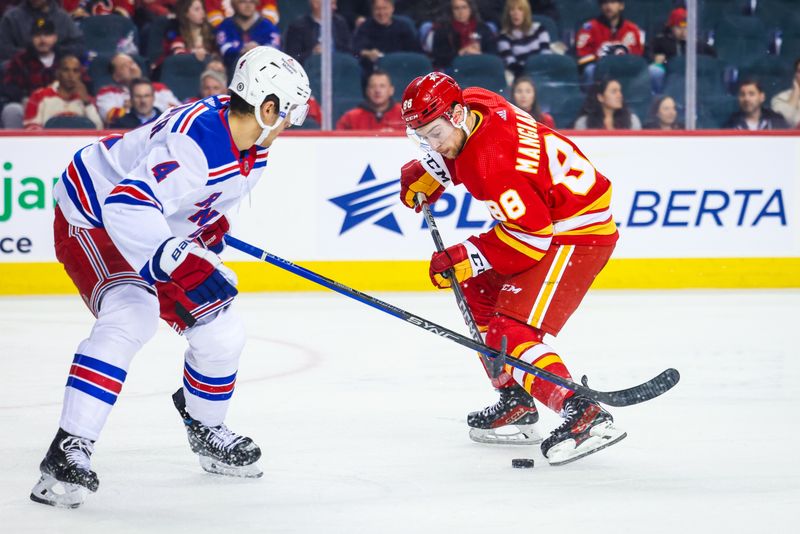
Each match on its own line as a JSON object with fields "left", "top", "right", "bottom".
{"left": 541, "top": 395, "right": 627, "bottom": 465}
{"left": 30, "top": 428, "right": 99, "bottom": 508}
{"left": 467, "top": 382, "right": 542, "bottom": 445}
{"left": 172, "top": 388, "right": 263, "bottom": 478}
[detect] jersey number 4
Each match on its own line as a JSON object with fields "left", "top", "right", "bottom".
{"left": 152, "top": 161, "right": 180, "bottom": 183}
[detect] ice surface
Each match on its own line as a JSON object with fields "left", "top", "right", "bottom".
{"left": 1, "top": 290, "right": 798, "bottom": 533}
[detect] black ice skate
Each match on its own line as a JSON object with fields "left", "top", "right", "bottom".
{"left": 172, "top": 388, "right": 263, "bottom": 478}
{"left": 30, "top": 428, "right": 99, "bottom": 508}
{"left": 467, "top": 382, "right": 542, "bottom": 445}
{"left": 541, "top": 395, "right": 627, "bottom": 466}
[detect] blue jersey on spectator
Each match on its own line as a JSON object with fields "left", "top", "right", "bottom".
{"left": 215, "top": 17, "right": 281, "bottom": 61}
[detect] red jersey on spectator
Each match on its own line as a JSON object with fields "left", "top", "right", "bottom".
{"left": 24, "top": 83, "right": 103, "bottom": 129}
{"left": 536, "top": 112, "right": 555, "bottom": 129}
{"left": 130, "top": 0, "right": 177, "bottom": 17}
{"left": 96, "top": 82, "right": 180, "bottom": 125}
{"left": 61, "top": 0, "right": 135, "bottom": 17}
{"left": 336, "top": 102, "right": 405, "bottom": 131}
{"left": 575, "top": 16, "right": 643, "bottom": 66}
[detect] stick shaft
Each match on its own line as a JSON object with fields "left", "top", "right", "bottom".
{"left": 224, "top": 234, "right": 680, "bottom": 407}
{"left": 416, "top": 194, "right": 498, "bottom": 376}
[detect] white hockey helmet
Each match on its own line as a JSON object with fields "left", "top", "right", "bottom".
{"left": 229, "top": 46, "right": 312, "bottom": 143}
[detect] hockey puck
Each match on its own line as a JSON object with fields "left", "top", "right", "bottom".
{"left": 511, "top": 458, "right": 535, "bottom": 469}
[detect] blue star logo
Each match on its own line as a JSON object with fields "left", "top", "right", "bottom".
{"left": 328, "top": 165, "right": 403, "bottom": 235}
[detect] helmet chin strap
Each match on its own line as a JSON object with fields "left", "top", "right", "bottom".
{"left": 254, "top": 106, "right": 286, "bottom": 146}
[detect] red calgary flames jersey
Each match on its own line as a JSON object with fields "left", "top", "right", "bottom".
{"left": 446, "top": 87, "right": 618, "bottom": 275}
{"left": 575, "top": 17, "right": 644, "bottom": 66}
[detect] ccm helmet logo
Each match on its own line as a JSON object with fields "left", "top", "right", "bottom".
{"left": 402, "top": 99, "right": 413, "bottom": 111}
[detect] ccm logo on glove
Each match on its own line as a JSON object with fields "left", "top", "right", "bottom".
{"left": 429, "top": 238, "right": 491, "bottom": 289}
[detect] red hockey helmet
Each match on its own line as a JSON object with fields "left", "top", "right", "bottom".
{"left": 401, "top": 73, "right": 464, "bottom": 129}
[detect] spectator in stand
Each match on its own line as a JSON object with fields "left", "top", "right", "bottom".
{"left": 24, "top": 54, "right": 102, "bottom": 128}
{"left": 643, "top": 95, "right": 682, "bottom": 130}
{"left": 353, "top": 0, "right": 420, "bottom": 71}
{"left": 431, "top": 0, "right": 497, "bottom": 69}
{"left": 0, "top": 0, "right": 84, "bottom": 61}
{"left": 206, "top": 0, "right": 278, "bottom": 27}
{"left": 215, "top": 0, "right": 280, "bottom": 70}
{"left": 162, "top": 0, "right": 218, "bottom": 64}
{"left": 1, "top": 17, "right": 59, "bottom": 128}
{"left": 285, "top": 0, "right": 352, "bottom": 66}
{"left": 336, "top": 69, "right": 404, "bottom": 130}
{"left": 576, "top": 0, "right": 643, "bottom": 83}
{"left": 199, "top": 69, "right": 227, "bottom": 97}
{"left": 649, "top": 7, "right": 715, "bottom": 93}
{"left": 61, "top": 0, "right": 135, "bottom": 19}
{"left": 511, "top": 75, "right": 554, "bottom": 128}
{"left": 97, "top": 52, "right": 180, "bottom": 125}
{"left": 476, "top": 0, "right": 558, "bottom": 27}
{"left": 109, "top": 78, "right": 161, "bottom": 128}
{"left": 725, "top": 78, "right": 788, "bottom": 130}
{"left": 771, "top": 58, "right": 800, "bottom": 128}
{"left": 497, "top": 0, "right": 550, "bottom": 79}
{"left": 574, "top": 78, "right": 641, "bottom": 130}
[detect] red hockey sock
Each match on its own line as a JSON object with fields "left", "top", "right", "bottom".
{"left": 485, "top": 315, "right": 574, "bottom": 412}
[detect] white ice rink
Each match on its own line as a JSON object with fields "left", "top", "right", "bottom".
{"left": 1, "top": 289, "right": 798, "bottom": 533}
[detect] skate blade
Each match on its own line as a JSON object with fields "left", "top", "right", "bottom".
{"left": 29, "top": 474, "right": 90, "bottom": 509}
{"left": 199, "top": 456, "right": 263, "bottom": 478}
{"left": 546, "top": 421, "right": 627, "bottom": 466}
{"left": 469, "top": 424, "right": 543, "bottom": 445}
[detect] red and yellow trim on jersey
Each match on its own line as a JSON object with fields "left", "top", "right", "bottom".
{"left": 527, "top": 245, "right": 575, "bottom": 328}
{"left": 552, "top": 187, "right": 617, "bottom": 238}
{"left": 492, "top": 222, "right": 552, "bottom": 262}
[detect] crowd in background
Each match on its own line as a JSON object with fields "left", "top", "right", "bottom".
{"left": 1, "top": 0, "right": 799, "bottom": 131}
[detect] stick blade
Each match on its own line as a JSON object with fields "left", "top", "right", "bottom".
{"left": 581, "top": 368, "right": 681, "bottom": 407}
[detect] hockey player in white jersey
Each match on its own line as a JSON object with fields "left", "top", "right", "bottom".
{"left": 30, "top": 46, "right": 311, "bottom": 509}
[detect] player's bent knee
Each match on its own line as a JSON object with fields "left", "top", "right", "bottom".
{"left": 96, "top": 285, "right": 160, "bottom": 347}
{"left": 189, "top": 307, "right": 247, "bottom": 361}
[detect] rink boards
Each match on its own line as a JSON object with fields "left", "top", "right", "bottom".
{"left": 0, "top": 130, "right": 798, "bottom": 293}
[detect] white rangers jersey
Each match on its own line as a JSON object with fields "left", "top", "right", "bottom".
{"left": 54, "top": 95, "right": 269, "bottom": 282}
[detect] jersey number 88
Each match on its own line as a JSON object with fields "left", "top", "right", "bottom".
{"left": 485, "top": 189, "right": 526, "bottom": 221}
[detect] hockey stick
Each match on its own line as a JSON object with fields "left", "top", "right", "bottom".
{"left": 415, "top": 193, "right": 505, "bottom": 378}
{"left": 224, "top": 234, "right": 679, "bottom": 407}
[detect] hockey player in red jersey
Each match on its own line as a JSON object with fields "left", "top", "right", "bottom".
{"left": 575, "top": 0, "right": 644, "bottom": 80}
{"left": 30, "top": 46, "right": 311, "bottom": 508}
{"left": 398, "top": 72, "right": 626, "bottom": 465}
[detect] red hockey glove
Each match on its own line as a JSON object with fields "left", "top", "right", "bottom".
{"left": 429, "top": 239, "right": 491, "bottom": 289}
{"left": 400, "top": 159, "right": 445, "bottom": 212}
{"left": 145, "top": 238, "right": 238, "bottom": 305}
{"left": 197, "top": 216, "right": 229, "bottom": 253}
